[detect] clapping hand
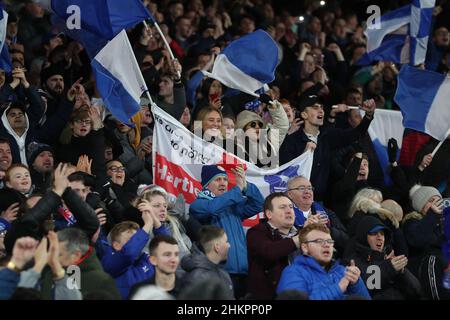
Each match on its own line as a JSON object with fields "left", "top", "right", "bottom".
{"left": 231, "top": 165, "right": 247, "bottom": 191}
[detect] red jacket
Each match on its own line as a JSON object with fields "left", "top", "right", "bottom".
{"left": 246, "top": 220, "right": 298, "bottom": 299}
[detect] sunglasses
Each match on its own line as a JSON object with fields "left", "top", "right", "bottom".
{"left": 248, "top": 121, "right": 263, "bottom": 129}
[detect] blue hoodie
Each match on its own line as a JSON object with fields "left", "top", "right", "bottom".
{"left": 189, "top": 183, "right": 264, "bottom": 275}
{"left": 277, "top": 255, "right": 371, "bottom": 300}
{"left": 101, "top": 226, "right": 169, "bottom": 299}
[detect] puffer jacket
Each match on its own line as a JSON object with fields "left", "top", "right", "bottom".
{"left": 189, "top": 183, "right": 264, "bottom": 275}
{"left": 276, "top": 254, "right": 371, "bottom": 300}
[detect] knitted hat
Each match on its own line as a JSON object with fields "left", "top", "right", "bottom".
{"left": 40, "top": 62, "right": 65, "bottom": 84}
{"left": 235, "top": 110, "right": 265, "bottom": 130}
{"left": 409, "top": 184, "right": 441, "bottom": 213}
{"left": 201, "top": 165, "right": 227, "bottom": 188}
{"left": 27, "top": 142, "right": 53, "bottom": 166}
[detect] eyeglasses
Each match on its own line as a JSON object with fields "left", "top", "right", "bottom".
{"left": 288, "top": 185, "right": 314, "bottom": 192}
{"left": 75, "top": 119, "right": 92, "bottom": 125}
{"left": 108, "top": 166, "right": 125, "bottom": 173}
{"left": 248, "top": 121, "right": 263, "bottom": 129}
{"left": 303, "top": 239, "right": 335, "bottom": 246}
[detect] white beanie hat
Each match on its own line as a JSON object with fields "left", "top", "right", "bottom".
{"left": 409, "top": 184, "right": 441, "bottom": 213}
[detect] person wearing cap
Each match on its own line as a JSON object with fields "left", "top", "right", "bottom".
{"left": 189, "top": 165, "right": 264, "bottom": 299}
{"left": 402, "top": 184, "right": 449, "bottom": 299}
{"left": 40, "top": 62, "right": 66, "bottom": 115}
{"left": 343, "top": 215, "right": 422, "bottom": 300}
{"left": 279, "top": 95, "right": 376, "bottom": 201}
{"left": 234, "top": 98, "right": 289, "bottom": 169}
{"left": 27, "top": 141, "right": 54, "bottom": 193}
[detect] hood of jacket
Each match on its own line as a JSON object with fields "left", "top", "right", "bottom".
{"left": 1, "top": 105, "right": 30, "bottom": 164}
{"left": 1, "top": 105, "right": 30, "bottom": 139}
{"left": 355, "top": 215, "right": 392, "bottom": 248}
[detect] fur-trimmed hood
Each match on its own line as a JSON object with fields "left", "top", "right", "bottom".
{"left": 352, "top": 198, "right": 399, "bottom": 229}
{"left": 402, "top": 211, "right": 423, "bottom": 224}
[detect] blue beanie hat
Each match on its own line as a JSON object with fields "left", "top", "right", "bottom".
{"left": 201, "top": 165, "right": 227, "bottom": 188}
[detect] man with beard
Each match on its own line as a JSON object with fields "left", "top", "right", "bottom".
{"left": 40, "top": 63, "right": 68, "bottom": 119}
{"left": 27, "top": 142, "right": 54, "bottom": 192}
{"left": 0, "top": 138, "right": 12, "bottom": 189}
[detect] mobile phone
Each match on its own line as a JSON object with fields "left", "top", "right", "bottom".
{"left": 443, "top": 198, "right": 450, "bottom": 208}
{"left": 209, "top": 93, "right": 220, "bottom": 101}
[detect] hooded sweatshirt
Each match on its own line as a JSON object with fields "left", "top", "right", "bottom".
{"left": 1, "top": 106, "right": 29, "bottom": 165}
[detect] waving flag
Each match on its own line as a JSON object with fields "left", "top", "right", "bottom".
{"left": 366, "top": 109, "right": 404, "bottom": 185}
{"left": 38, "top": 0, "right": 153, "bottom": 58}
{"left": 0, "top": 5, "right": 11, "bottom": 73}
{"left": 92, "top": 30, "right": 148, "bottom": 125}
{"left": 152, "top": 105, "right": 313, "bottom": 228}
{"left": 410, "top": 0, "right": 435, "bottom": 66}
{"left": 358, "top": 0, "right": 435, "bottom": 65}
{"left": 204, "top": 29, "right": 278, "bottom": 97}
{"left": 395, "top": 65, "right": 450, "bottom": 141}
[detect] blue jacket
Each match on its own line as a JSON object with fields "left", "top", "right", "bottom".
{"left": 276, "top": 255, "right": 371, "bottom": 300}
{"left": 189, "top": 183, "right": 264, "bottom": 275}
{"left": 0, "top": 268, "right": 20, "bottom": 300}
{"left": 100, "top": 226, "right": 169, "bottom": 299}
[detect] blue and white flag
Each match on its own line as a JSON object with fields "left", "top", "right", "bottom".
{"left": 410, "top": 0, "right": 435, "bottom": 65}
{"left": 0, "top": 5, "right": 11, "bottom": 73}
{"left": 394, "top": 65, "right": 450, "bottom": 141}
{"left": 37, "top": 0, "right": 153, "bottom": 59}
{"left": 366, "top": 109, "right": 404, "bottom": 185}
{"left": 92, "top": 30, "right": 148, "bottom": 125}
{"left": 37, "top": 0, "right": 152, "bottom": 39}
{"left": 204, "top": 29, "right": 278, "bottom": 97}
{"left": 358, "top": 0, "right": 435, "bottom": 65}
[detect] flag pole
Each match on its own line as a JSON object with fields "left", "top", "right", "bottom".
{"left": 143, "top": 20, "right": 181, "bottom": 79}
{"left": 431, "top": 128, "right": 450, "bottom": 157}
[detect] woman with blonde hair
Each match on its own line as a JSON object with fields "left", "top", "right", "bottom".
{"left": 135, "top": 188, "right": 192, "bottom": 258}
{"left": 192, "top": 106, "right": 226, "bottom": 143}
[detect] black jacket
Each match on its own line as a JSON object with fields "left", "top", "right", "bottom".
{"left": 56, "top": 129, "right": 106, "bottom": 180}
{"left": 4, "top": 187, "right": 100, "bottom": 255}
{"left": 280, "top": 115, "right": 372, "bottom": 200}
{"left": 344, "top": 215, "right": 422, "bottom": 300}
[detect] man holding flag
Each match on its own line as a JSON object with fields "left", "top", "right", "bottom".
{"left": 279, "top": 95, "right": 376, "bottom": 202}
